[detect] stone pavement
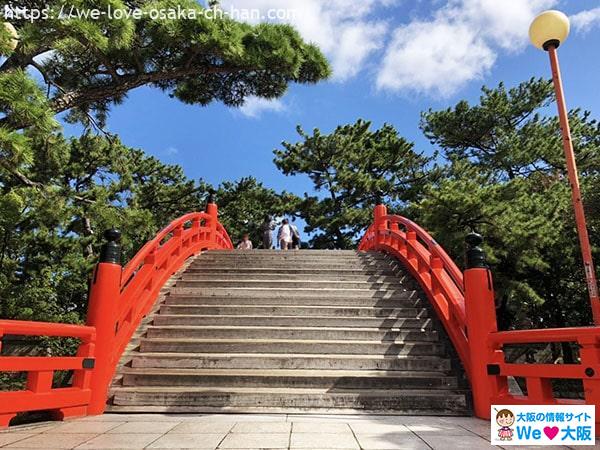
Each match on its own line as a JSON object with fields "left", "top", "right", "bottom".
{"left": 0, "top": 414, "right": 594, "bottom": 449}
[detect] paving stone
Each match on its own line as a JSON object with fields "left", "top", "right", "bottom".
{"left": 47, "top": 422, "right": 124, "bottom": 434}
{"left": 348, "top": 423, "right": 411, "bottom": 434}
{"left": 354, "top": 433, "right": 429, "bottom": 450}
{"left": 291, "top": 422, "right": 351, "bottom": 433}
{"left": 146, "top": 433, "right": 225, "bottom": 449}
{"left": 438, "top": 416, "right": 491, "bottom": 436}
{"left": 422, "top": 434, "right": 501, "bottom": 450}
{"left": 230, "top": 422, "right": 291, "bottom": 433}
{"left": 74, "top": 433, "right": 162, "bottom": 449}
{"left": 219, "top": 433, "right": 290, "bottom": 449}
{"left": 287, "top": 414, "right": 360, "bottom": 422}
{"left": 168, "top": 422, "right": 234, "bottom": 434}
{"left": 9, "top": 433, "right": 98, "bottom": 448}
{"left": 107, "top": 421, "right": 179, "bottom": 434}
{"left": 0, "top": 424, "right": 58, "bottom": 434}
{"left": 290, "top": 432, "right": 359, "bottom": 449}
{"left": 405, "top": 423, "right": 467, "bottom": 435}
{"left": 0, "top": 433, "right": 34, "bottom": 447}
{"left": 79, "top": 414, "right": 181, "bottom": 422}
{"left": 183, "top": 415, "right": 286, "bottom": 423}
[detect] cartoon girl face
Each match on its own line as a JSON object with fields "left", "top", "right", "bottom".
{"left": 496, "top": 411, "right": 515, "bottom": 427}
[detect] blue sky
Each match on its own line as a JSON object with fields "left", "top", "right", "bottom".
{"left": 63, "top": 1, "right": 600, "bottom": 201}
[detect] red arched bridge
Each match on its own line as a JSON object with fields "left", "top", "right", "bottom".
{"left": 1, "top": 202, "right": 599, "bottom": 433}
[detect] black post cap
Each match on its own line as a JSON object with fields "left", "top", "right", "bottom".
{"left": 99, "top": 229, "right": 121, "bottom": 264}
{"left": 465, "top": 232, "right": 487, "bottom": 269}
{"left": 374, "top": 189, "right": 383, "bottom": 204}
{"left": 205, "top": 189, "right": 216, "bottom": 211}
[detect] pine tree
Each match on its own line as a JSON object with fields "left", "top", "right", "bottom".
{"left": 413, "top": 78, "right": 600, "bottom": 334}
{"left": 275, "top": 120, "right": 434, "bottom": 248}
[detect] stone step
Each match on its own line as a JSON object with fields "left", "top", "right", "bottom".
{"left": 153, "top": 315, "right": 431, "bottom": 328}
{"left": 130, "top": 352, "right": 452, "bottom": 371}
{"left": 110, "top": 387, "right": 469, "bottom": 415}
{"left": 197, "top": 252, "right": 385, "bottom": 259}
{"left": 194, "top": 258, "right": 389, "bottom": 264}
{"left": 139, "top": 338, "right": 445, "bottom": 355}
{"left": 157, "top": 304, "right": 428, "bottom": 318}
{"left": 145, "top": 326, "right": 436, "bottom": 341}
{"left": 174, "top": 279, "right": 405, "bottom": 289}
{"left": 191, "top": 257, "right": 392, "bottom": 264}
{"left": 120, "top": 368, "right": 458, "bottom": 389}
{"left": 164, "top": 294, "right": 424, "bottom": 307}
{"left": 205, "top": 250, "right": 368, "bottom": 255}
{"left": 194, "top": 255, "right": 390, "bottom": 261}
{"left": 110, "top": 248, "right": 469, "bottom": 415}
{"left": 167, "top": 287, "right": 414, "bottom": 299}
{"left": 190, "top": 264, "right": 396, "bottom": 271}
{"left": 181, "top": 273, "right": 403, "bottom": 282}
{"left": 184, "top": 267, "right": 401, "bottom": 276}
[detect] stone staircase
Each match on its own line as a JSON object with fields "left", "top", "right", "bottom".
{"left": 109, "top": 250, "right": 470, "bottom": 414}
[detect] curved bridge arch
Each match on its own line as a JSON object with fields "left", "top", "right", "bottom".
{"left": 1, "top": 202, "right": 599, "bottom": 435}
{"left": 359, "top": 204, "right": 600, "bottom": 433}
{"left": 0, "top": 204, "right": 232, "bottom": 425}
{"left": 358, "top": 206, "right": 470, "bottom": 378}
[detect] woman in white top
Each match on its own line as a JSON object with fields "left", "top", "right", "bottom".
{"left": 277, "top": 219, "right": 293, "bottom": 250}
{"left": 237, "top": 234, "right": 253, "bottom": 250}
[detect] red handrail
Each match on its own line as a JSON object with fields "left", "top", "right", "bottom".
{"left": 0, "top": 204, "right": 232, "bottom": 426}
{"left": 0, "top": 321, "right": 96, "bottom": 427}
{"left": 108, "top": 210, "right": 233, "bottom": 390}
{"left": 488, "top": 327, "right": 600, "bottom": 408}
{"left": 360, "top": 204, "right": 600, "bottom": 435}
{"left": 358, "top": 206, "right": 470, "bottom": 376}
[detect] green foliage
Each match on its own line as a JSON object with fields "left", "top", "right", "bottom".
{"left": 274, "top": 119, "right": 433, "bottom": 248}
{"left": 0, "top": 2, "right": 330, "bottom": 328}
{"left": 411, "top": 78, "right": 600, "bottom": 331}
{"left": 1, "top": 0, "right": 330, "bottom": 130}
{"left": 0, "top": 133, "right": 206, "bottom": 323}
{"left": 198, "top": 177, "right": 300, "bottom": 246}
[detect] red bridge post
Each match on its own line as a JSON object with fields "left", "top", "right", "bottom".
{"left": 374, "top": 204, "right": 388, "bottom": 247}
{"left": 464, "top": 232, "right": 507, "bottom": 419}
{"left": 206, "top": 192, "right": 218, "bottom": 245}
{"left": 86, "top": 230, "right": 122, "bottom": 415}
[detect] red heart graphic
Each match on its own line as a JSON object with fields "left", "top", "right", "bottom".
{"left": 544, "top": 426, "right": 559, "bottom": 440}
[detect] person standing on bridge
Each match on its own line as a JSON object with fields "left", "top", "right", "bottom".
{"left": 237, "top": 233, "right": 253, "bottom": 250}
{"left": 290, "top": 218, "right": 301, "bottom": 250}
{"left": 278, "top": 219, "right": 293, "bottom": 250}
{"left": 260, "top": 215, "right": 275, "bottom": 249}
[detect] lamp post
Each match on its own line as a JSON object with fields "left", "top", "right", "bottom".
{"left": 529, "top": 10, "right": 600, "bottom": 325}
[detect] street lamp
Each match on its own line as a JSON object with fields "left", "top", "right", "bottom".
{"left": 2, "top": 22, "right": 18, "bottom": 52}
{"left": 529, "top": 10, "right": 600, "bottom": 325}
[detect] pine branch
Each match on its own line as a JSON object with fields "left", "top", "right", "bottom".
{"left": 0, "top": 64, "right": 249, "bottom": 131}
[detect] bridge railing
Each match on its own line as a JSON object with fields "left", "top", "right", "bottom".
{"left": 0, "top": 202, "right": 232, "bottom": 426}
{"left": 0, "top": 321, "right": 96, "bottom": 427}
{"left": 360, "top": 204, "right": 600, "bottom": 434}
{"left": 358, "top": 205, "right": 470, "bottom": 375}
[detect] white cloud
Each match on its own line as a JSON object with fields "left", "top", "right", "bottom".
{"left": 377, "top": 20, "right": 496, "bottom": 97}
{"left": 165, "top": 146, "right": 179, "bottom": 155}
{"left": 377, "top": 0, "right": 556, "bottom": 97}
{"left": 32, "top": 50, "right": 56, "bottom": 64}
{"left": 571, "top": 7, "right": 600, "bottom": 33}
{"left": 219, "top": 0, "right": 393, "bottom": 81}
{"left": 219, "top": 0, "right": 598, "bottom": 98}
{"left": 238, "top": 96, "right": 286, "bottom": 118}
{"left": 450, "top": 0, "right": 556, "bottom": 51}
